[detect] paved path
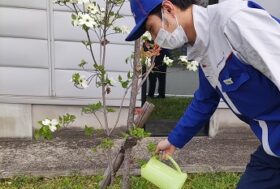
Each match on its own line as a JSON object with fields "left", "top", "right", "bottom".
{"left": 0, "top": 126, "right": 259, "bottom": 178}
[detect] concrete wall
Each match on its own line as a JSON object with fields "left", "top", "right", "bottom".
{"left": 0, "top": 104, "right": 32, "bottom": 138}
{"left": 0, "top": 103, "right": 129, "bottom": 138}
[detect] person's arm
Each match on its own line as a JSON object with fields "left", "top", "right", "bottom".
{"left": 168, "top": 67, "right": 220, "bottom": 148}
{"left": 224, "top": 6, "right": 280, "bottom": 91}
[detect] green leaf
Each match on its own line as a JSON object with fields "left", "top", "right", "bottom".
{"left": 59, "top": 113, "right": 76, "bottom": 127}
{"left": 93, "top": 63, "right": 98, "bottom": 70}
{"left": 82, "top": 102, "right": 103, "bottom": 114}
{"left": 79, "top": 59, "right": 87, "bottom": 68}
{"left": 107, "top": 108, "right": 115, "bottom": 113}
{"left": 147, "top": 142, "right": 157, "bottom": 154}
{"left": 118, "top": 75, "right": 122, "bottom": 82}
{"left": 121, "top": 80, "right": 129, "bottom": 88}
{"left": 72, "top": 73, "right": 81, "bottom": 85}
{"left": 82, "top": 25, "right": 89, "bottom": 31}
{"left": 37, "top": 126, "right": 53, "bottom": 140}
{"left": 34, "top": 129, "right": 40, "bottom": 140}
{"left": 126, "top": 126, "right": 151, "bottom": 139}
{"left": 100, "top": 138, "right": 114, "bottom": 150}
{"left": 71, "top": 13, "right": 77, "bottom": 20}
{"left": 84, "top": 125, "right": 94, "bottom": 137}
{"left": 127, "top": 71, "right": 132, "bottom": 79}
{"left": 122, "top": 132, "right": 129, "bottom": 140}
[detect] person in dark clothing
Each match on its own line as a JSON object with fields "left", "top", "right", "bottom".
{"left": 148, "top": 48, "right": 170, "bottom": 98}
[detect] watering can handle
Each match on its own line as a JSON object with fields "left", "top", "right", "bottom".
{"left": 166, "top": 155, "right": 182, "bottom": 174}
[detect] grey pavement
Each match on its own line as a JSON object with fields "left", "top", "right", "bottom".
{"left": 0, "top": 125, "right": 259, "bottom": 178}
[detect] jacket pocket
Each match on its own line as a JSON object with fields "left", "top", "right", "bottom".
{"left": 220, "top": 71, "right": 250, "bottom": 92}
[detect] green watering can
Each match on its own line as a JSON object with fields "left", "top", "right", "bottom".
{"left": 141, "top": 155, "right": 187, "bottom": 189}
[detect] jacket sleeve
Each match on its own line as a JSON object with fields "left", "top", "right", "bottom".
{"left": 168, "top": 67, "right": 220, "bottom": 148}
{"left": 224, "top": 6, "right": 280, "bottom": 91}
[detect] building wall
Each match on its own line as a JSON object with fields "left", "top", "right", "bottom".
{"left": 0, "top": 0, "right": 138, "bottom": 138}
{"left": 0, "top": 0, "right": 139, "bottom": 106}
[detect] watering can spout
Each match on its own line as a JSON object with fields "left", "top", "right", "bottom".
{"left": 141, "top": 155, "right": 187, "bottom": 189}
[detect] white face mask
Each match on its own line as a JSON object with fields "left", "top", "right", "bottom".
{"left": 155, "top": 10, "right": 188, "bottom": 49}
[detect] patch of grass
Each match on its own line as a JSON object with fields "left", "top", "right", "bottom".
{"left": 184, "top": 173, "right": 241, "bottom": 189}
{"left": 148, "top": 96, "right": 193, "bottom": 120}
{"left": 0, "top": 175, "right": 103, "bottom": 189}
{"left": 0, "top": 173, "right": 241, "bottom": 189}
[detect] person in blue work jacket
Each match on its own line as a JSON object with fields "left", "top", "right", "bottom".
{"left": 126, "top": 0, "right": 280, "bottom": 188}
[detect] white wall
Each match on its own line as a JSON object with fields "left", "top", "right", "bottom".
{"left": 0, "top": 0, "right": 140, "bottom": 106}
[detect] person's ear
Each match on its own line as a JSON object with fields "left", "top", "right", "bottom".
{"left": 162, "top": 0, "right": 176, "bottom": 17}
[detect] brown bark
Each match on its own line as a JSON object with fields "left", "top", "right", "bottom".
{"left": 121, "top": 39, "right": 141, "bottom": 189}
{"left": 99, "top": 101, "right": 154, "bottom": 188}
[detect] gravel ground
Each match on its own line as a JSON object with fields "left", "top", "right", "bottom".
{"left": 0, "top": 126, "right": 259, "bottom": 178}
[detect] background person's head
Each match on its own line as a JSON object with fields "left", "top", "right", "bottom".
{"left": 126, "top": 0, "right": 196, "bottom": 46}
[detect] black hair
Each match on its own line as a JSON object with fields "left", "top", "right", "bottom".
{"left": 169, "top": 0, "right": 196, "bottom": 10}
{"left": 149, "top": 4, "right": 162, "bottom": 19}
{"left": 150, "top": 0, "right": 195, "bottom": 18}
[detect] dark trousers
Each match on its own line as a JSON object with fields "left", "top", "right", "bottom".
{"left": 148, "top": 71, "right": 166, "bottom": 98}
{"left": 237, "top": 145, "right": 280, "bottom": 189}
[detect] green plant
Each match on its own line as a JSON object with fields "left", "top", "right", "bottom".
{"left": 35, "top": 114, "right": 76, "bottom": 140}
{"left": 122, "top": 126, "right": 151, "bottom": 140}
{"left": 84, "top": 125, "right": 95, "bottom": 137}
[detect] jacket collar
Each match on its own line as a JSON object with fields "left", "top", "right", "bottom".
{"left": 187, "top": 5, "right": 210, "bottom": 62}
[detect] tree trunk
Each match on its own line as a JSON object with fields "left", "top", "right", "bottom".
{"left": 99, "top": 39, "right": 157, "bottom": 189}
{"left": 121, "top": 39, "right": 141, "bottom": 189}
{"left": 99, "top": 101, "right": 154, "bottom": 188}
{"left": 99, "top": 147, "right": 125, "bottom": 189}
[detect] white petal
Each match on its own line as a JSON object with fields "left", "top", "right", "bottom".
{"left": 49, "top": 125, "right": 57, "bottom": 132}
{"left": 50, "top": 119, "right": 58, "bottom": 126}
{"left": 81, "top": 80, "right": 89, "bottom": 88}
{"left": 42, "top": 119, "right": 51, "bottom": 126}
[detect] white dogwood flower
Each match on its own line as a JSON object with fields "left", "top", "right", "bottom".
{"left": 42, "top": 119, "right": 51, "bottom": 126}
{"left": 178, "top": 55, "right": 188, "bottom": 63}
{"left": 50, "top": 119, "right": 59, "bottom": 127}
{"left": 79, "top": 76, "right": 89, "bottom": 88}
{"left": 187, "top": 60, "right": 199, "bottom": 71}
{"left": 77, "top": 0, "right": 90, "bottom": 4}
{"left": 142, "top": 31, "right": 152, "bottom": 41}
{"left": 79, "top": 14, "right": 97, "bottom": 28}
{"left": 71, "top": 12, "right": 83, "bottom": 26}
{"left": 49, "top": 125, "right": 57, "bottom": 132}
{"left": 163, "top": 55, "right": 174, "bottom": 67}
{"left": 86, "top": 3, "right": 99, "bottom": 15}
{"left": 119, "top": 26, "right": 130, "bottom": 34}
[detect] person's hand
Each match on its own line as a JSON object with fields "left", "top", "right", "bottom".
{"left": 156, "top": 139, "right": 176, "bottom": 160}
